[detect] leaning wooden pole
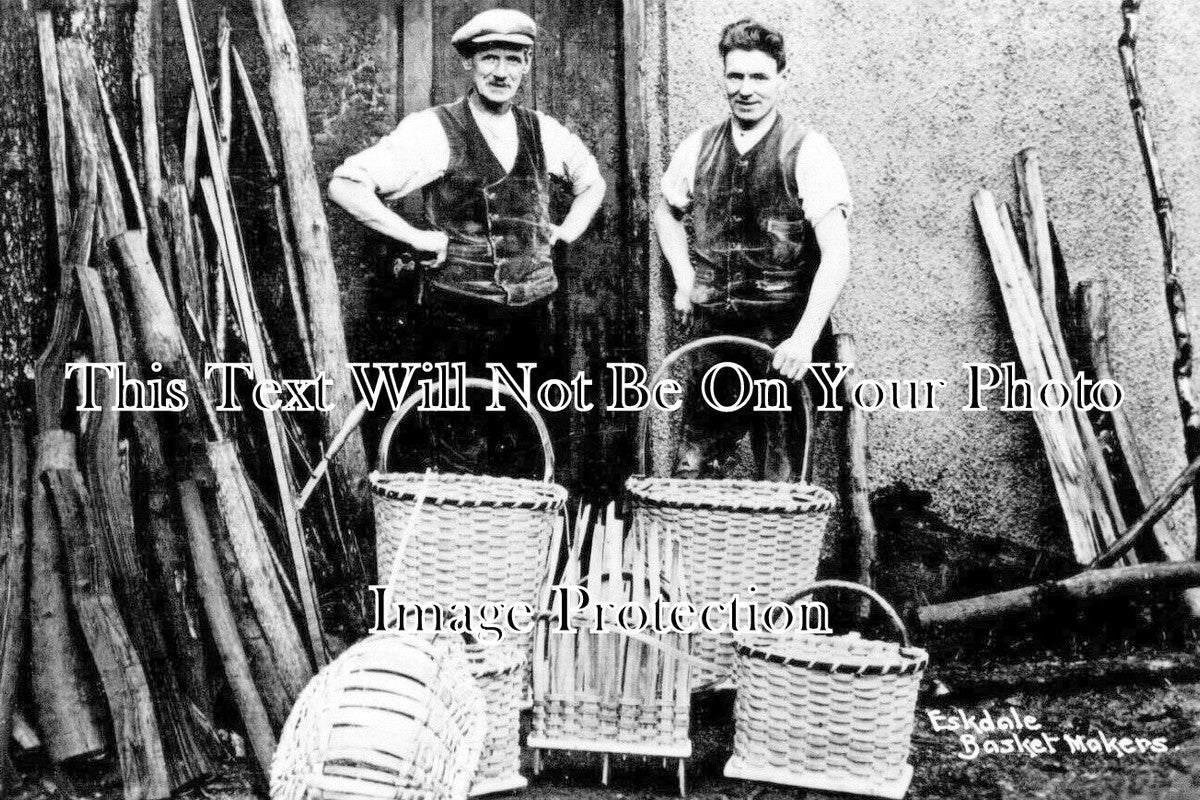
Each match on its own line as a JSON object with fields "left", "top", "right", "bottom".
{"left": 31, "top": 15, "right": 109, "bottom": 762}
{"left": 175, "top": 0, "right": 326, "bottom": 665}
{"left": 248, "top": 0, "right": 372, "bottom": 544}
{"left": 1118, "top": 0, "right": 1200, "bottom": 543}
{"left": 834, "top": 334, "right": 879, "bottom": 624}
{"left": 0, "top": 423, "right": 31, "bottom": 793}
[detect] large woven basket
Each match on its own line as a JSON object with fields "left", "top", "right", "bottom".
{"left": 724, "top": 580, "right": 928, "bottom": 800}
{"left": 270, "top": 632, "right": 486, "bottom": 800}
{"left": 626, "top": 336, "right": 835, "bottom": 684}
{"left": 373, "top": 377, "right": 568, "bottom": 692}
{"left": 466, "top": 642, "right": 526, "bottom": 797}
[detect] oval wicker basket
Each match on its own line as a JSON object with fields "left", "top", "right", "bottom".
{"left": 724, "top": 580, "right": 929, "bottom": 800}
{"left": 270, "top": 632, "right": 486, "bottom": 800}
{"left": 626, "top": 336, "right": 835, "bottom": 684}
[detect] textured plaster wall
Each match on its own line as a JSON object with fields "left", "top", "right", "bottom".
{"left": 649, "top": 0, "right": 1200, "bottom": 552}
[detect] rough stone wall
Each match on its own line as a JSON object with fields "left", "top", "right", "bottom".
{"left": 647, "top": 0, "right": 1200, "bottom": 552}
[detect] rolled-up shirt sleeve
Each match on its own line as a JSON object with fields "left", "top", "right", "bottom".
{"left": 796, "top": 130, "right": 853, "bottom": 226}
{"left": 537, "top": 113, "right": 603, "bottom": 196}
{"left": 659, "top": 130, "right": 703, "bottom": 211}
{"left": 331, "top": 109, "right": 450, "bottom": 201}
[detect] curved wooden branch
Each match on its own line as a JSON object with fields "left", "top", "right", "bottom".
{"left": 1118, "top": 0, "right": 1200, "bottom": 547}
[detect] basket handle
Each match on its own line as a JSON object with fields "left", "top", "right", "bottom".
{"left": 635, "top": 335, "right": 815, "bottom": 482}
{"left": 782, "top": 579, "right": 910, "bottom": 648}
{"left": 377, "top": 376, "right": 556, "bottom": 483}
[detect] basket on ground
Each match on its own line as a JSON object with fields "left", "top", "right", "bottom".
{"left": 724, "top": 580, "right": 928, "bottom": 800}
{"left": 625, "top": 336, "right": 835, "bottom": 683}
{"left": 270, "top": 632, "right": 486, "bottom": 800}
{"left": 372, "top": 377, "right": 568, "bottom": 691}
{"left": 466, "top": 641, "right": 527, "bottom": 797}
{"left": 528, "top": 510, "right": 694, "bottom": 795}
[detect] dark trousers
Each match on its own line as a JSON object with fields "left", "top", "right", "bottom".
{"left": 673, "top": 306, "right": 831, "bottom": 482}
{"left": 383, "top": 288, "right": 559, "bottom": 479}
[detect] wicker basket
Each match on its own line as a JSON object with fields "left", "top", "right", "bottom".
{"left": 724, "top": 580, "right": 928, "bottom": 800}
{"left": 626, "top": 336, "right": 835, "bottom": 684}
{"left": 270, "top": 632, "right": 486, "bottom": 800}
{"left": 373, "top": 377, "right": 568, "bottom": 695}
{"left": 466, "top": 642, "right": 527, "bottom": 797}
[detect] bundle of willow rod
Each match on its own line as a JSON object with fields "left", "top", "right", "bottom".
{"left": 528, "top": 504, "right": 692, "bottom": 795}
{"left": 974, "top": 170, "right": 1126, "bottom": 565}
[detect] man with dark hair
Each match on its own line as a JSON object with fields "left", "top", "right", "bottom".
{"left": 654, "top": 17, "right": 852, "bottom": 481}
{"left": 329, "top": 8, "right": 605, "bottom": 473}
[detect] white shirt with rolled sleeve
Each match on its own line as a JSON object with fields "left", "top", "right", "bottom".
{"left": 332, "top": 101, "right": 603, "bottom": 199}
{"left": 660, "top": 112, "right": 853, "bottom": 227}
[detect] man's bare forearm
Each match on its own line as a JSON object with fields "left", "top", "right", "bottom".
{"left": 653, "top": 198, "right": 695, "bottom": 297}
{"left": 555, "top": 178, "right": 606, "bottom": 243}
{"left": 792, "top": 212, "right": 850, "bottom": 343}
{"left": 327, "top": 175, "right": 429, "bottom": 248}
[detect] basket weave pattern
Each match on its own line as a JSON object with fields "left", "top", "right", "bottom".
{"left": 626, "top": 477, "right": 833, "bottom": 676}
{"left": 726, "top": 580, "right": 928, "bottom": 800}
{"left": 466, "top": 643, "right": 526, "bottom": 796}
{"left": 731, "top": 634, "right": 924, "bottom": 783}
{"left": 533, "top": 692, "right": 690, "bottom": 750}
{"left": 270, "top": 633, "right": 486, "bottom": 800}
{"left": 372, "top": 471, "right": 566, "bottom": 675}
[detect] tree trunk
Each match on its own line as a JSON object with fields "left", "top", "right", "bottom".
{"left": 0, "top": 1, "right": 49, "bottom": 414}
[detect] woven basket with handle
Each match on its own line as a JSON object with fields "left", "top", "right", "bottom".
{"left": 372, "top": 377, "right": 568, "bottom": 693}
{"left": 270, "top": 632, "right": 486, "bottom": 800}
{"left": 724, "top": 580, "right": 928, "bottom": 800}
{"left": 625, "top": 336, "right": 835, "bottom": 684}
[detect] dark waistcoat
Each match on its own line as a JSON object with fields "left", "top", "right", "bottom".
{"left": 689, "top": 115, "right": 821, "bottom": 312}
{"left": 423, "top": 98, "right": 555, "bottom": 307}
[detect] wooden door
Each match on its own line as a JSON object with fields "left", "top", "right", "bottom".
{"left": 412, "top": 0, "right": 647, "bottom": 499}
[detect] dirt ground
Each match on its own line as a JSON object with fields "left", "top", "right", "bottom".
{"left": 13, "top": 666, "right": 1200, "bottom": 800}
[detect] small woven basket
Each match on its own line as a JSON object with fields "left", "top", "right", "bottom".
{"left": 270, "top": 632, "right": 486, "bottom": 800}
{"left": 373, "top": 378, "right": 568, "bottom": 693}
{"left": 626, "top": 336, "right": 835, "bottom": 684}
{"left": 466, "top": 642, "right": 527, "bottom": 797}
{"left": 724, "top": 580, "right": 928, "bottom": 800}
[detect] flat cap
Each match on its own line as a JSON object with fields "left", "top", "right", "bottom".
{"left": 451, "top": 9, "right": 537, "bottom": 53}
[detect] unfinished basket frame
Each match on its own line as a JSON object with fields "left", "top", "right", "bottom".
{"left": 626, "top": 336, "right": 835, "bottom": 686}
{"left": 371, "top": 377, "right": 568, "bottom": 698}
{"left": 270, "top": 632, "right": 486, "bottom": 800}
{"left": 527, "top": 512, "right": 695, "bottom": 796}
{"left": 724, "top": 580, "right": 928, "bottom": 800}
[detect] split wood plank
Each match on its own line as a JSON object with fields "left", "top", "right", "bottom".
{"left": 177, "top": 479, "right": 275, "bottom": 776}
{"left": 45, "top": 467, "right": 168, "bottom": 800}
{"left": 29, "top": 179, "right": 108, "bottom": 764}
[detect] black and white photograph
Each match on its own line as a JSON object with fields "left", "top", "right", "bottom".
{"left": 2, "top": 1, "right": 1200, "bottom": 799}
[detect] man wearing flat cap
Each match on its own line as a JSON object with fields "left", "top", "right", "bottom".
{"left": 329, "top": 8, "right": 604, "bottom": 474}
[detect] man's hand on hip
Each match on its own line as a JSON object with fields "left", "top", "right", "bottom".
{"left": 772, "top": 334, "right": 814, "bottom": 381}
{"left": 410, "top": 230, "right": 449, "bottom": 266}
{"left": 673, "top": 290, "right": 694, "bottom": 331}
